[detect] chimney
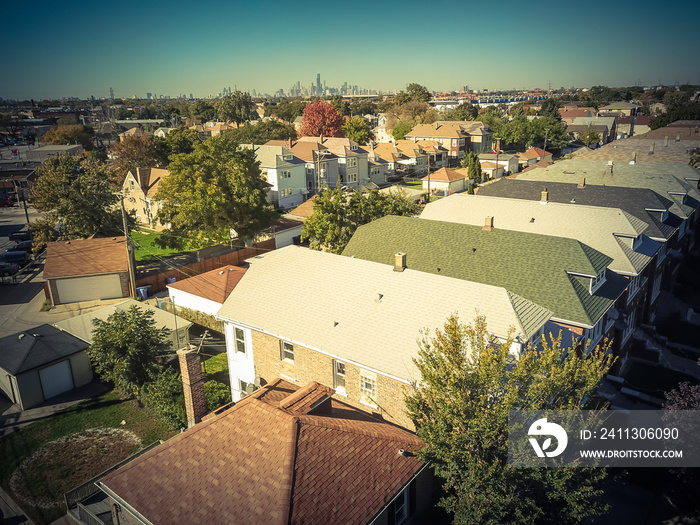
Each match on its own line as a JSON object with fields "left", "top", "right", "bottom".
{"left": 178, "top": 347, "right": 207, "bottom": 428}
{"left": 482, "top": 216, "right": 494, "bottom": 231}
{"left": 664, "top": 136, "right": 669, "bottom": 147}
{"left": 630, "top": 151, "right": 637, "bottom": 165}
{"left": 578, "top": 177, "right": 586, "bottom": 188}
{"left": 606, "top": 160, "right": 613, "bottom": 174}
{"left": 649, "top": 143, "right": 655, "bottom": 155}
{"left": 394, "top": 252, "right": 406, "bottom": 272}
{"left": 540, "top": 188, "right": 549, "bottom": 203}
{"left": 676, "top": 132, "right": 681, "bottom": 142}
{"left": 288, "top": 138, "right": 292, "bottom": 149}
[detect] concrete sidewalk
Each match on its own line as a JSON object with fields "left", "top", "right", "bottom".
{"left": 0, "top": 382, "right": 111, "bottom": 436}
{"left": 0, "top": 484, "right": 35, "bottom": 525}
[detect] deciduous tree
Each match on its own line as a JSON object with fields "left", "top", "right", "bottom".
{"left": 108, "top": 135, "right": 166, "bottom": 184}
{"left": 43, "top": 125, "right": 95, "bottom": 150}
{"left": 89, "top": 305, "right": 172, "bottom": 397}
{"left": 394, "top": 83, "right": 430, "bottom": 105}
{"left": 29, "top": 155, "right": 128, "bottom": 246}
{"left": 342, "top": 117, "right": 374, "bottom": 145}
{"left": 302, "top": 188, "right": 418, "bottom": 254}
{"left": 442, "top": 103, "right": 478, "bottom": 121}
{"left": 226, "top": 119, "right": 297, "bottom": 144}
{"left": 298, "top": 100, "right": 345, "bottom": 137}
{"left": 216, "top": 91, "right": 256, "bottom": 126}
{"left": 155, "top": 133, "right": 275, "bottom": 248}
{"left": 578, "top": 125, "right": 601, "bottom": 148}
{"left": 405, "top": 314, "right": 613, "bottom": 525}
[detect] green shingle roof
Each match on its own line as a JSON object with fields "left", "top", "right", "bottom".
{"left": 343, "top": 215, "right": 624, "bottom": 328}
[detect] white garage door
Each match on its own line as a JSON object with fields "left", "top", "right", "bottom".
{"left": 56, "top": 274, "right": 123, "bottom": 303}
{"left": 39, "top": 360, "right": 74, "bottom": 400}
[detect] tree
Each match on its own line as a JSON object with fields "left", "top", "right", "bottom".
{"left": 155, "top": 133, "right": 275, "bottom": 248}
{"left": 443, "top": 103, "right": 478, "bottom": 121}
{"left": 29, "top": 155, "right": 128, "bottom": 247}
{"left": 158, "top": 126, "right": 201, "bottom": 157}
{"left": 43, "top": 125, "right": 95, "bottom": 150}
{"left": 349, "top": 99, "right": 377, "bottom": 116}
{"left": 538, "top": 98, "right": 561, "bottom": 120}
{"left": 298, "top": 100, "right": 345, "bottom": 137}
{"left": 468, "top": 154, "right": 482, "bottom": 185}
{"left": 328, "top": 95, "right": 351, "bottom": 116}
{"left": 342, "top": 117, "right": 374, "bottom": 145}
{"left": 226, "top": 119, "right": 297, "bottom": 144}
{"left": 392, "top": 121, "right": 413, "bottom": 141}
{"left": 264, "top": 99, "right": 307, "bottom": 121}
{"left": 216, "top": 91, "right": 256, "bottom": 126}
{"left": 394, "top": 83, "right": 430, "bottom": 105}
{"left": 689, "top": 147, "right": 700, "bottom": 169}
{"left": 108, "top": 135, "right": 166, "bottom": 183}
{"left": 405, "top": 314, "right": 613, "bottom": 525}
{"left": 89, "top": 305, "right": 172, "bottom": 396}
{"left": 302, "top": 188, "right": 419, "bottom": 254}
{"left": 578, "top": 125, "right": 601, "bottom": 148}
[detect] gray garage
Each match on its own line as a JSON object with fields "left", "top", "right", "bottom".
{"left": 0, "top": 324, "right": 92, "bottom": 410}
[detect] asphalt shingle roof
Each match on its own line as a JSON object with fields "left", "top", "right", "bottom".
{"left": 477, "top": 178, "right": 679, "bottom": 241}
{"left": 217, "top": 246, "right": 551, "bottom": 381}
{"left": 100, "top": 379, "right": 424, "bottom": 525}
{"left": 0, "top": 324, "right": 88, "bottom": 375}
{"left": 343, "top": 215, "right": 623, "bottom": 328}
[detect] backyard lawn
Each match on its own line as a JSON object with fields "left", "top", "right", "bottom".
{"left": 130, "top": 229, "right": 188, "bottom": 264}
{"left": 0, "top": 391, "right": 176, "bottom": 525}
{"left": 202, "top": 350, "right": 229, "bottom": 386}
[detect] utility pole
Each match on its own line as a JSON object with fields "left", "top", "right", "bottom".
{"left": 120, "top": 198, "right": 137, "bottom": 298}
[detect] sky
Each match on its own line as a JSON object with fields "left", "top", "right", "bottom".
{"left": 3, "top": 0, "right": 700, "bottom": 100}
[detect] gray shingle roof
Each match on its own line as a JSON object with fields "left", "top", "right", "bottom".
{"left": 477, "top": 178, "right": 679, "bottom": 241}
{"left": 342, "top": 215, "right": 624, "bottom": 328}
{"left": 420, "top": 194, "right": 661, "bottom": 275}
{"left": 217, "top": 246, "right": 551, "bottom": 382}
{"left": 0, "top": 324, "right": 88, "bottom": 375}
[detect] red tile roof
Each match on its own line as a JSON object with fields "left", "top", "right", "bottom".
{"left": 167, "top": 265, "right": 246, "bottom": 304}
{"left": 100, "top": 380, "right": 424, "bottom": 525}
{"left": 43, "top": 237, "right": 128, "bottom": 279}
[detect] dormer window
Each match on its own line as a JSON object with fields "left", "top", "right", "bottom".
{"left": 350, "top": 145, "right": 357, "bottom": 151}
{"left": 283, "top": 154, "right": 293, "bottom": 161}
{"left": 590, "top": 271, "right": 606, "bottom": 293}
{"left": 669, "top": 191, "right": 687, "bottom": 204}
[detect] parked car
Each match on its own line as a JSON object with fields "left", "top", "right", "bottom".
{"left": 9, "top": 230, "right": 31, "bottom": 242}
{"left": 0, "top": 251, "right": 30, "bottom": 266}
{"left": 0, "top": 261, "right": 20, "bottom": 276}
{"left": 10, "top": 240, "right": 34, "bottom": 253}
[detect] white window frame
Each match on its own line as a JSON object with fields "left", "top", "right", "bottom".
{"left": 234, "top": 327, "right": 246, "bottom": 354}
{"left": 280, "top": 340, "right": 294, "bottom": 362}
{"left": 333, "top": 360, "right": 346, "bottom": 395}
{"left": 348, "top": 173, "right": 358, "bottom": 183}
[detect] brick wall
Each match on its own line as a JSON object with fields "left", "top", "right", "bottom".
{"left": 178, "top": 348, "right": 206, "bottom": 427}
{"left": 251, "top": 330, "right": 415, "bottom": 430}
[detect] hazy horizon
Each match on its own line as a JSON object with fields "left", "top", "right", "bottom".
{"left": 3, "top": 0, "right": 699, "bottom": 100}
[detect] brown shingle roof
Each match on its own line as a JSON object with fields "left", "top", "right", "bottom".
{"left": 521, "top": 147, "right": 553, "bottom": 159}
{"left": 421, "top": 167, "right": 464, "bottom": 181}
{"left": 288, "top": 195, "right": 317, "bottom": 219}
{"left": 43, "top": 237, "right": 128, "bottom": 278}
{"left": 166, "top": 265, "right": 246, "bottom": 304}
{"left": 100, "top": 380, "right": 424, "bottom": 525}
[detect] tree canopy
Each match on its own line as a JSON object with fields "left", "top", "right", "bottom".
{"left": 155, "top": 133, "right": 275, "bottom": 248}
{"left": 43, "top": 125, "right": 95, "bottom": 150}
{"left": 108, "top": 135, "right": 165, "bottom": 183}
{"left": 225, "top": 119, "right": 297, "bottom": 144}
{"left": 89, "top": 305, "right": 172, "bottom": 396}
{"left": 154, "top": 127, "right": 201, "bottom": 160}
{"left": 301, "top": 188, "right": 418, "bottom": 254}
{"left": 442, "top": 102, "right": 478, "bottom": 121}
{"left": 264, "top": 99, "right": 307, "bottom": 121}
{"left": 578, "top": 125, "right": 601, "bottom": 148}
{"left": 538, "top": 98, "right": 561, "bottom": 120}
{"left": 394, "top": 83, "right": 431, "bottom": 105}
{"left": 216, "top": 91, "right": 256, "bottom": 126}
{"left": 298, "top": 100, "right": 345, "bottom": 137}
{"left": 29, "top": 155, "right": 129, "bottom": 247}
{"left": 497, "top": 116, "right": 569, "bottom": 150}
{"left": 342, "top": 117, "right": 374, "bottom": 145}
{"left": 405, "top": 314, "right": 613, "bottom": 525}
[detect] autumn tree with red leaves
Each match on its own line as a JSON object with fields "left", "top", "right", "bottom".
{"left": 298, "top": 100, "right": 344, "bottom": 138}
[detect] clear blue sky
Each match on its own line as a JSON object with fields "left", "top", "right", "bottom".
{"left": 3, "top": 0, "right": 699, "bottom": 100}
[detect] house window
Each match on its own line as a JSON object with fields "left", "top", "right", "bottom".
{"left": 239, "top": 380, "right": 254, "bottom": 397}
{"left": 235, "top": 327, "right": 246, "bottom": 354}
{"left": 393, "top": 489, "right": 408, "bottom": 525}
{"left": 359, "top": 370, "right": 377, "bottom": 407}
{"left": 281, "top": 170, "right": 291, "bottom": 179}
{"left": 348, "top": 158, "right": 357, "bottom": 167}
{"left": 280, "top": 188, "right": 293, "bottom": 197}
{"left": 333, "top": 360, "right": 346, "bottom": 393}
{"left": 129, "top": 179, "right": 135, "bottom": 190}
{"left": 459, "top": 138, "right": 465, "bottom": 146}
{"left": 280, "top": 341, "right": 294, "bottom": 362}
{"left": 452, "top": 139, "right": 457, "bottom": 147}
{"left": 348, "top": 173, "right": 358, "bottom": 183}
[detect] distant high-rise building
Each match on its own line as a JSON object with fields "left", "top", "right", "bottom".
{"left": 316, "top": 73, "right": 321, "bottom": 96}
{"left": 189, "top": 93, "right": 193, "bottom": 99}
{"left": 146, "top": 92, "right": 152, "bottom": 100}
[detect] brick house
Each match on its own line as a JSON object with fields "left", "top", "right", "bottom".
{"left": 216, "top": 245, "right": 552, "bottom": 429}
{"left": 97, "top": 379, "right": 433, "bottom": 524}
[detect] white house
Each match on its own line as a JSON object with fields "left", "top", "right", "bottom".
{"left": 241, "top": 144, "right": 307, "bottom": 209}
{"left": 167, "top": 265, "right": 247, "bottom": 318}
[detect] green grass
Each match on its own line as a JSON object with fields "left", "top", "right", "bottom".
{"left": 0, "top": 391, "right": 175, "bottom": 524}
{"left": 625, "top": 362, "right": 698, "bottom": 397}
{"left": 130, "top": 229, "right": 189, "bottom": 264}
{"left": 202, "top": 351, "right": 229, "bottom": 386}
{"left": 401, "top": 181, "right": 423, "bottom": 189}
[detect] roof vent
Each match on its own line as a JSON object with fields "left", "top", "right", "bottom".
{"left": 18, "top": 333, "right": 25, "bottom": 339}
{"left": 664, "top": 136, "right": 669, "bottom": 147}
{"left": 377, "top": 293, "right": 384, "bottom": 302}
{"left": 649, "top": 143, "right": 655, "bottom": 155}
{"left": 398, "top": 449, "right": 413, "bottom": 457}
{"left": 334, "top": 321, "right": 339, "bottom": 327}
{"left": 219, "top": 270, "right": 225, "bottom": 275}
{"left": 676, "top": 132, "right": 681, "bottom": 142}
{"left": 530, "top": 217, "right": 535, "bottom": 223}
{"left": 472, "top": 247, "right": 477, "bottom": 253}
{"left": 482, "top": 216, "right": 494, "bottom": 231}
{"left": 540, "top": 188, "right": 549, "bottom": 203}
{"left": 577, "top": 177, "right": 586, "bottom": 188}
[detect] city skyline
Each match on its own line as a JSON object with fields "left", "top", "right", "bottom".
{"left": 3, "top": 0, "right": 700, "bottom": 100}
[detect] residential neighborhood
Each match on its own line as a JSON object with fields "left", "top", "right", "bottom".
{"left": 2, "top": 39, "right": 700, "bottom": 525}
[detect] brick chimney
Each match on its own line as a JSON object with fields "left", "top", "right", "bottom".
{"left": 540, "top": 188, "right": 549, "bottom": 203}
{"left": 178, "top": 347, "right": 207, "bottom": 428}
{"left": 394, "top": 252, "right": 406, "bottom": 272}
{"left": 577, "top": 177, "right": 586, "bottom": 188}
{"left": 482, "top": 216, "right": 494, "bottom": 231}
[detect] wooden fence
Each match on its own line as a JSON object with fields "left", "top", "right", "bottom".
{"left": 134, "top": 239, "right": 275, "bottom": 293}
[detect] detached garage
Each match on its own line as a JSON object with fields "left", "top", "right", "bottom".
{"left": 44, "top": 237, "right": 131, "bottom": 305}
{"left": 0, "top": 324, "right": 92, "bottom": 410}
